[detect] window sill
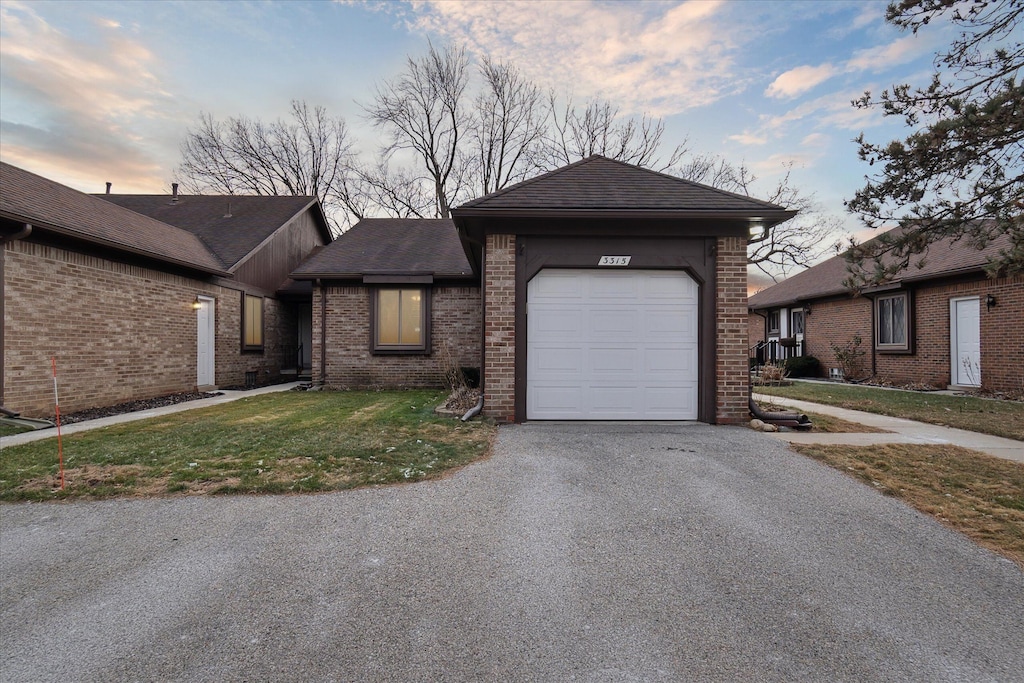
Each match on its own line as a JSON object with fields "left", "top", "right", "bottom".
{"left": 372, "top": 347, "right": 430, "bottom": 356}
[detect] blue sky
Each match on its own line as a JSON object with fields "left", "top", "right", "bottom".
{"left": 0, "top": 0, "right": 951, "bottom": 263}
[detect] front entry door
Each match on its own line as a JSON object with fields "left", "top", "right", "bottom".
{"left": 196, "top": 296, "right": 215, "bottom": 387}
{"left": 950, "top": 297, "right": 980, "bottom": 387}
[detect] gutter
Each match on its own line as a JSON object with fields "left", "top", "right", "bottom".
{"left": 0, "top": 223, "right": 33, "bottom": 244}
{"left": 317, "top": 279, "right": 327, "bottom": 387}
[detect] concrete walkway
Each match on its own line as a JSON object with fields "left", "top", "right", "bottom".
{"left": 0, "top": 382, "right": 304, "bottom": 448}
{"left": 753, "top": 393, "right": 1024, "bottom": 463}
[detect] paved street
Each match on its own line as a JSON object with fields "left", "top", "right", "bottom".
{"left": 2, "top": 423, "right": 1022, "bottom": 682}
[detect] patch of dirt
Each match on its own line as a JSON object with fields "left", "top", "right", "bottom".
{"left": 54, "top": 392, "right": 222, "bottom": 424}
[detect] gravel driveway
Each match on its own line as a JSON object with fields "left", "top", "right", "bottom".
{"left": 2, "top": 423, "right": 1022, "bottom": 682}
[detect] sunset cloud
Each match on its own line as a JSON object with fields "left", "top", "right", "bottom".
{"left": 403, "top": 0, "right": 745, "bottom": 116}
{"left": 765, "top": 63, "right": 838, "bottom": 99}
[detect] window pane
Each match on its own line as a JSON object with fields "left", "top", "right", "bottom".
{"left": 878, "top": 299, "right": 891, "bottom": 344}
{"left": 378, "top": 290, "right": 400, "bottom": 344}
{"left": 400, "top": 289, "right": 423, "bottom": 345}
{"left": 791, "top": 311, "right": 804, "bottom": 334}
{"left": 245, "top": 295, "right": 262, "bottom": 347}
{"left": 892, "top": 296, "right": 906, "bottom": 344}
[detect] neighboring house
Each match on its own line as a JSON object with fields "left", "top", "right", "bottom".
{"left": 293, "top": 155, "right": 795, "bottom": 424}
{"left": 1, "top": 162, "right": 331, "bottom": 416}
{"left": 748, "top": 230, "right": 1022, "bottom": 393}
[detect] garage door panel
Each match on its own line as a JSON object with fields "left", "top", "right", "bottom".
{"left": 645, "top": 347, "right": 696, "bottom": 374}
{"left": 531, "top": 346, "right": 584, "bottom": 374}
{"left": 644, "top": 308, "right": 696, "bottom": 338}
{"left": 589, "top": 347, "right": 639, "bottom": 373}
{"left": 589, "top": 309, "right": 641, "bottom": 337}
{"left": 531, "top": 308, "right": 582, "bottom": 337}
{"left": 531, "top": 272, "right": 583, "bottom": 299}
{"left": 528, "top": 269, "right": 699, "bottom": 421}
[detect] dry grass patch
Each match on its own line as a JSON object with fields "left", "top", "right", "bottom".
{"left": 0, "top": 390, "right": 495, "bottom": 502}
{"left": 762, "top": 381, "right": 1024, "bottom": 441}
{"left": 793, "top": 443, "right": 1024, "bottom": 567}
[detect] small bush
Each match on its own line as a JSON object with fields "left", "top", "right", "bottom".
{"left": 785, "top": 355, "right": 821, "bottom": 378}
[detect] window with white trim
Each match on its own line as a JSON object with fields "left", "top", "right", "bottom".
{"left": 768, "top": 310, "right": 780, "bottom": 335}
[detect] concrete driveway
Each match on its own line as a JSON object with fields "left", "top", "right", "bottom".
{"left": 2, "top": 423, "right": 1022, "bottom": 682}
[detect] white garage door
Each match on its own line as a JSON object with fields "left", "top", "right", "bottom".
{"left": 527, "top": 269, "right": 699, "bottom": 420}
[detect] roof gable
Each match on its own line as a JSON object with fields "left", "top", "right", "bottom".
{"left": 0, "top": 163, "right": 228, "bottom": 275}
{"left": 291, "top": 218, "right": 473, "bottom": 279}
{"left": 457, "top": 155, "right": 790, "bottom": 214}
{"left": 99, "top": 194, "right": 328, "bottom": 270}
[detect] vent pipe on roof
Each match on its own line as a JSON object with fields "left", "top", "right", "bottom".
{"left": 171, "top": 183, "right": 179, "bottom": 203}
{"left": 105, "top": 182, "right": 112, "bottom": 195}
{"left": 224, "top": 199, "right": 232, "bottom": 218}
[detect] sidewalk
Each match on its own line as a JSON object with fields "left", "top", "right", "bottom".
{"left": 753, "top": 393, "right": 1024, "bottom": 464}
{"left": 1, "top": 382, "right": 304, "bottom": 448}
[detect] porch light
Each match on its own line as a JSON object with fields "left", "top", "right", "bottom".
{"left": 986, "top": 294, "right": 996, "bottom": 311}
{"left": 192, "top": 296, "right": 203, "bottom": 310}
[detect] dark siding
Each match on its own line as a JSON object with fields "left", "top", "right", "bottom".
{"left": 233, "top": 210, "right": 326, "bottom": 291}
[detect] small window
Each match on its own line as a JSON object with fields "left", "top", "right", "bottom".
{"left": 242, "top": 293, "right": 264, "bottom": 351}
{"left": 790, "top": 310, "right": 805, "bottom": 335}
{"left": 373, "top": 287, "right": 429, "bottom": 353}
{"left": 876, "top": 292, "right": 910, "bottom": 351}
{"left": 768, "top": 310, "right": 780, "bottom": 335}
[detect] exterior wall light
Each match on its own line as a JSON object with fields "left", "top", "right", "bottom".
{"left": 193, "top": 296, "right": 203, "bottom": 310}
{"left": 986, "top": 294, "right": 996, "bottom": 311}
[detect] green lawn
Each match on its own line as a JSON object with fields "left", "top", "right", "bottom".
{"left": 0, "top": 390, "right": 495, "bottom": 502}
{"left": 757, "top": 381, "right": 1024, "bottom": 441}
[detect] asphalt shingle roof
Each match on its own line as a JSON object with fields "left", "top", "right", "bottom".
{"left": 0, "top": 163, "right": 228, "bottom": 275}
{"left": 748, "top": 228, "right": 1013, "bottom": 309}
{"left": 99, "top": 194, "right": 321, "bottom": 270}
{"left": 457, "top": 155, "right": 790, "bottom": 214}
{"left": 291, "top": 218, "right": 472, "bottom": 279}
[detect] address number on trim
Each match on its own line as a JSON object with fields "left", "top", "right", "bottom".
{"left": 598, "top": 256, "right": 631, "bottom": 266}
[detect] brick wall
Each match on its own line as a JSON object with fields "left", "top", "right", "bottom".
{"left": 3, "top": 240, "right": 290, "bottom": 416}
{"left": 748, "top": 311, "right": 765, "bottom": 348}
{"left": 483, "top": 234, "right": 516, "bottom": 423}
{"left": 876, "top": 274, "right": 1023, "bottom": 392}
{"left": 312, "top": 284, "right": 481, "bottom": 389}
{"left": 715, "top": 236, "right": 750, "bottom": 423}
{"left": 802, "top": 296, "right": 872, "bottom": 379}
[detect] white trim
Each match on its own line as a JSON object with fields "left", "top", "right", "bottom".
{"left": 949, "top": 296, "right": 981, "bottom": 388}
{"left": 196, "top": 295, "right": 216, "bottom": 387}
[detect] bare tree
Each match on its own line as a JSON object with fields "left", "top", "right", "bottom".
{"left": 362, "top": 42, "right": 471, "bottom": 218}
{"left": 542, "top": 95, "right": 686, "bottom": 171}
{"left": 674, "top": 157, "right": 837, "bottom": 278}
{"left": 177, "top": 100, "right": 359, "bottom": 234}
{"left": 472, "top": 56, "right": 548, "bottom": 195}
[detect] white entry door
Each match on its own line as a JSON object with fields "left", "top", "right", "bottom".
{"left": 196, "top": 296, "right": 215, "bottom": 387}
{"left": 527, "top": 269, "right": 699, "bottom": 420}
{"left": 950, "top": 297, "right": 980, "bottom": 387}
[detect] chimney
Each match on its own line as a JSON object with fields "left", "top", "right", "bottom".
{"left": 105, "top": 182, "right": 112, "bottom": 195}
{"left": 171, "top": 183, "right": 179, "bottom": 203}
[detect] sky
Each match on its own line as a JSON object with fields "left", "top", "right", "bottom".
{"left": 0, "top": 0, "right": 952, "bottom": 280}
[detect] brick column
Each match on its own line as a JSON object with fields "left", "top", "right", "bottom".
{"left": 715, "top": 236, "right": 750, "bottom": 423}
{"left": 483, "top": 234, "right": 516, "bottom": 423}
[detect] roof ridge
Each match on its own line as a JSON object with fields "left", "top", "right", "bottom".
{"left": 456, "top": 156, "right": 599, "bottom": 208}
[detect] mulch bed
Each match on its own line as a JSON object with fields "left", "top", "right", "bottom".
{"left": 54, "top": 392, "right": 222, "bottom": 425}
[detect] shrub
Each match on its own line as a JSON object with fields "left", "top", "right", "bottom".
{"left": 784, "top": 355, "right": 821, "bottom": 378}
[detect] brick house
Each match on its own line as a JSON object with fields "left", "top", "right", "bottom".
{"left": 295, "top": 156, "right": 794, "bottom": 424}
{"left": 3, "top": 156, "right": 793, "bottom": 425}
{"left": 748, "top": 230, "right": 1022, "bottom": 393}
{"left": 1, "top": 162, "right": 331, "bottom": 416}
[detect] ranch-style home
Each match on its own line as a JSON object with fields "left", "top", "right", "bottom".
{"left": 748, "top": 229, "right": 1022, "bottom": 394}
{"left": 3, "top": 156, "right": 794, "bottom": 424}
{"left": 1, "top": 162, "right": 330, "bottom": 416}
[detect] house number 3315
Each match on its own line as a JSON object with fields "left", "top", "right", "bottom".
{"left": 598, "top": 256, "right": 631, "bottom": 266}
